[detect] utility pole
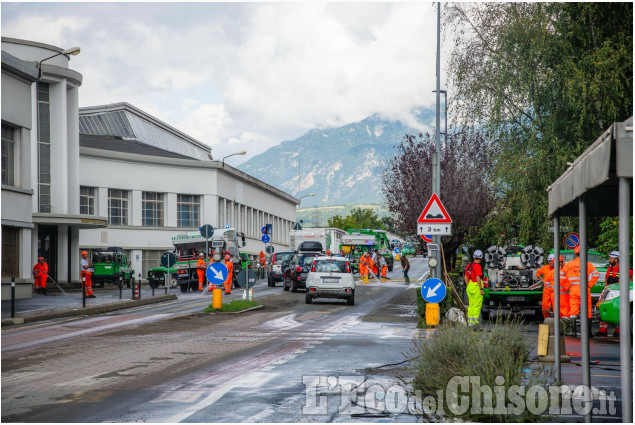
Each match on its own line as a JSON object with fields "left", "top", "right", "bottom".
{"left": 432, "top": 1, "right": 442, "bottom": 280}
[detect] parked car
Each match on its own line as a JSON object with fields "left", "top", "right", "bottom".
{"left": 595, "top": 281, "right": 633, "bottom": 328}
{"left": 305, "top": 256, "right": 356, "bottom": 305}
{"left": 267, "top": 251, "right": 294, "bottom": 287}
{"left": 283, "top": 252, "right": 321, "bottom": 292}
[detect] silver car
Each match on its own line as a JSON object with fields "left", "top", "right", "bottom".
{"left": 305, "top": 256, "right": 356, "bottom": 305}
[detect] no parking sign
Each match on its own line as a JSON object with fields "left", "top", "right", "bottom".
{"left": 563, "top": 232, "right": 580, "bottom": 249}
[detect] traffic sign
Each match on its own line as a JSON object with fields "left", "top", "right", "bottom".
{"left": 199, "top": 224, "right": 214, "bottom": 239}
{"left": 160, "top": 251, "right": 176, "bottom": 268}
{"left": 266, "top": 223, "right": 272, "bottom": 235}
{"left": 394, "top": 247, "right": 400, "bottom": 254}
{"left": 266, "top": 245, "right": 275, "bottom": 254}
{"left": 206, "top": 262, "right": 228, "bottom": 285}
{"left": 421, "top": 278, "right": 446, "bottom": 303}
{"left": 563, "top": 232, "right": 580, "bottom": 249}
{"left": 261, "top": 234, "right": 270, "bottom": 243}
{"left": 261, "top": 226, "right": 267, "bottom": 235}
{"left": 417, "top": 193, "right": 452, "bottom": 223}
{"left": 418, "top": 223, "right": 452, "bottom": 235}
{"left": 236, "top": 269, "right": 257, "bottom": 288}
{"left": 420, "top": 234, "right": 432, "bottom": 243}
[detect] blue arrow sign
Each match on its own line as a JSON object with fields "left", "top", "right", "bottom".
{"left": 421, "top": 278, "right": 446, "bottom": 303}
{"left": 262, "top": 234, "right": 270, "bottom": 243}
{"left": 206, "top": 262, "right": 228, "bottom": 285}
{"left": 394, "top": 247, "right": 400, "bottom": 254}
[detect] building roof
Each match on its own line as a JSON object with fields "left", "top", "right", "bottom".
{"left": 1, "top": 51, "right": 39, "bottom": 81}
{"left": 79, "top": 102, "right": 212, "bottom": 161}
{"left": 80, "top": 135, "right": 193, "bottom": 159}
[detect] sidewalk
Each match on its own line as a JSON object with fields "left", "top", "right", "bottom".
{"left": 1, "top": 287, "right": 177, "bottom": 326}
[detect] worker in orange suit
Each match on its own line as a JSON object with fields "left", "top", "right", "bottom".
{"left": 379, "top": 256, "right": 388, "bottom": 282}
{"left": 537, "top": 255, "right": 555, "bottom": 319}
{"left": 223, "top": 253, "right": 234, "bottom": 294}
{"left": 80, "top": 251, "right": 95, "bottom": 298}
{"left": 196, "top": 253, "right": 206, "bottom": 291}
{"left": 32, "top": 257, "right": 49, "bottom": 295}
{"left": 259, "top": 250, "right": 266, "bottom": 267}
{"left": 564, "top": 246, "right": 599, "bottom": 335}
{"left": 359, "top": 252, "right": 371, "bottom": 284}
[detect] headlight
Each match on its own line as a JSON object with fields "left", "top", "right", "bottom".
{"left": 603, "top": 289, "right": 620, "bottom": 301}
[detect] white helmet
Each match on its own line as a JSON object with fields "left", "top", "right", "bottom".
{"left": 609, "top": 251, "right": 619, "bottom": 259}
{"left": 547, "top": 254, "right": 555, "bottom": 262}
{"left": 473, "top": 250, "right": 483, "bottom": 259}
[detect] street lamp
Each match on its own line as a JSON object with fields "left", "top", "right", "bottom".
{"left": 37, "top": 46, "right": 81, "bottom": 79}
{"left": 297, "top": 193, "right": 316, "bottom": 205}
{"left": 432, "top": 89, "right": 447, "bottom": 140}
{"left": 221, "top": 150, "right": 246, "bottom": 167}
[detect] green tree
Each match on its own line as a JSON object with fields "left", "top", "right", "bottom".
{"left": 327, "top": 208, "right": 382, "bottom": 230}
{"left": 446, "top": 2, "right": 633, "bottom": 249}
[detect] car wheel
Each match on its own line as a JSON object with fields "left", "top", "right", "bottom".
{"left": 283, "top": 279, "right": 289, "bottom": 291}
{"left": 305, "top": 293, "right": 312, "bottom": 304}
{"left": 347, "top": 290, "right": 355, "bottom": 306}
{"left": 291, "top": 282, "right": 298, "bottom": 293}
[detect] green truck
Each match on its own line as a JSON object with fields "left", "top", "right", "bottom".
{"left": 90, "top": 247, "right": 133, "bottom": 288}
{"left": 339, "top": 229, "right": 395, "bottom": 274}
{"left": 147, "top": 228, "right": 247, "bottom": 292}
{"left": 481, "top": 245, "right": 545, "bottom": 320}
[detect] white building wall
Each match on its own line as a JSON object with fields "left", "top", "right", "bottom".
{"left": 48, "top": 77, "right": 69, "bottom": 214}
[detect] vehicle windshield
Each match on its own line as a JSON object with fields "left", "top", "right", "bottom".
{"left": 560, "top": 252, "right": 607, "bottom": 267}
{"left": 275, "top": 253, "right": 293, "bottom": 264}
{"left": 314, "top": 260, "right": 348, "bottom": 273}
{"left": 300, "top": 254, "right": 318, "bottom": 265}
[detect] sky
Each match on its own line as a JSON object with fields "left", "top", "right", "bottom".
{"left": 1, "top": 1, "right": 443, "bottom": 163}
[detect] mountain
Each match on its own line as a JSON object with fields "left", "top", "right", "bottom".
{"left": 237, "top": 109, "right": 436, "bottom": 206}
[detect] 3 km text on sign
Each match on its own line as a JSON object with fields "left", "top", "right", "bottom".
{"left": 417, "top": 224, "right": 452, "bottom": 235}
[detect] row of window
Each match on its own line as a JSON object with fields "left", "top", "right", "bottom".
{"left": 217, "top": 197, "right": 291, "bottom": 245}
{"left": 80, "top": 187, "right": 200, "bottom": 228}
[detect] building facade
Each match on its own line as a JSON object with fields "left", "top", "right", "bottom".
{"left": 2, "top": 38, "right": 106, "bottom": 299}
{"left": 79, "top": 103, "right": 298, "bottom": 281}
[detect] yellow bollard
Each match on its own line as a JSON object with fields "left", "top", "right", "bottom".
{"left": 212, "top": 287, "right": 222, "bottom": 309}
{"left": 395, "top": 253, "right": 400, "bottom": 261}
{"left": 425, "top": 303, "right": 440, "bottom": 326}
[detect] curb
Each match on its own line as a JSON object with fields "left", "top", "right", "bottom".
{"left": 1, "top": 294, "right": 178, "bottom": 327}
{"left": 207, "top": 304, "right": 264, "bottom": 315}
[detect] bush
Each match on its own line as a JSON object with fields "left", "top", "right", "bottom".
{"left": 411, "top": 319, "right": 543, "bottom": 422}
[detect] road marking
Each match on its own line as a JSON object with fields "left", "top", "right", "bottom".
{"left": 164, "top": 381, "right": 237, "bottom": 423}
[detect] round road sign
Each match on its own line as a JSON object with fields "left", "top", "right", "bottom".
{"left": 266, "top": 245, "right": 275, "bottom": 254}
{"left": 421, "top": 278, "right": 446, "bottom": 303}
{"left": 206, "top": 262, "right": 228, "bottom": 285}
{"left": 563, "top": 232, "right": 580, "bottom": 249}
{"left": 261, "top": 234, "right": 270, "bottom": 244}
{"left": 200, "top": 224, "right": 215, "bottom": 239}
{"left": 160, "top": 252, "right": 176, "bottom": 268}
{"left": 236, "top": 269, "right": 257, "bottom": 288}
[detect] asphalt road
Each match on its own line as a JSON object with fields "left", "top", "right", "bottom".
{"left": 1, "top": 257, "right": 430, "bottom": 422}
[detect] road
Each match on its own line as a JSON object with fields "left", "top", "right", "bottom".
{"left": 2, "top": 257, "right": 430, "bottom": 422}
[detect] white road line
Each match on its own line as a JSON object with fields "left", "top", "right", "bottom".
{"left": 164, "top": 381, "right": 237, "bottom": 423}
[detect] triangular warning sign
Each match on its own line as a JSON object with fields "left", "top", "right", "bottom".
{"left": 417, "top": 193, "right": 452, "bottom": 223}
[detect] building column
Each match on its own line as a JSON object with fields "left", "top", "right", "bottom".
{"left": 166, "top": 193, "right": 177, "bottom": 227}
{"left": 20, "top": 227, "right": 32, "bottom": 281}
{"left": 57, "top": 224, "right": 69, "bottom": 284}
{"left": 131, "top": 190, "right": 142, "bottom": 226}
{"left": 67, "top": 84, "right": 80, "bottom": 215}
{"left": 98, "top": 187, "right": 108, "bottom": 218}
{"left": 49, "top": 79, "right": 68, "bottom": 214}
{"left": 70, "top": 226, "right": 80, "bottom": 283}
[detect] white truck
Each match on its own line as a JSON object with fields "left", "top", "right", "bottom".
{"left": 289, "top": 227, "right": 346, "bottom": 254}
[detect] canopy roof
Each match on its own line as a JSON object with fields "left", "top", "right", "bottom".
{"left": 548, "top": 117, "right": 633, "bottom": 217}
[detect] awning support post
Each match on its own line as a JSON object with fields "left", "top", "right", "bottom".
{"left": 619, "top": 177, "right": 632, "bottom": 422}
{"left": 553, "top": 215, "right": 561, "bottom": 382}
{"left": 579, "top": 195, "right": 591, "bottom": 423}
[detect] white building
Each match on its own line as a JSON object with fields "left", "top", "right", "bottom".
{"left": 1, "top": 37, "right": 298, "bottom": 298}
{"left": 2, "top": 37, "right": 107, "bottom": 299}
{"left": 78, "top": 103, "right": 298, "bottom": 281}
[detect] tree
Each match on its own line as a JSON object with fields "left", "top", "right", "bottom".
{"left": 327, "top": 208, "right": 382, "bottom": 230}
{"left": 382, "top": 131, "right": 496, "bottom": 264}
{"left": 445, "top": 3, "right": 633, "bottom": 249}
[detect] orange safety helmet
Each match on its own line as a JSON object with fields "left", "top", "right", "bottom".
{"left": 81, "top": 251, "right": 88, "bottom": 255}
{"left": 574, "top": 246, "right": 580, "bottom": 254}
{"left": 326, "top": 250, "right": 331, "bottom": 255}
{"left": 38, "top": 256, "right": 44, "bottom": 261}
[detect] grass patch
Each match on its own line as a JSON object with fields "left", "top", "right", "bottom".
{"left": 204, "top": 299, "right": 261, "bottom": 313}
{"left": 411, "top": 319, "right": 546, "bottom": 422}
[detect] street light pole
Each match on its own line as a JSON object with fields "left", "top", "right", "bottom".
{"left": 432, "top": 1, "right": 442, "bottom": 280}
{"left": 221, "top": 150, "right": 247, "bottom": 167}
{"left": 37, "top": 46, "right": 81, "bottom": 79}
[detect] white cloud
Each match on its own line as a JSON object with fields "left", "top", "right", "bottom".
{"left": 2, "top": 2, "right": 442, "bottom": 162}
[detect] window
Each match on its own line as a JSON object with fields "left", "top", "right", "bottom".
{"left": 2, "top": 226, "right": 19, "bottom": 278}
{"left": 142, "top": 192, "right": 164, "bottom": 227}
{"left": 1, "top": 125, "right": 16, "bottom": 186}
{"left": 80, "top": 186, "right": 96, "bottom": 215}
{"left": 177, "top": 194, "right": 200, "bottom": 228}
{"left": 108, "top": 189, "right": 129, "bottom": 225}
{"left": 37, "top": 83, "right": 51, "bottom": 213}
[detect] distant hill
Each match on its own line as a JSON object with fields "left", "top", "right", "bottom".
{"left": 237, "top": 109, "right": 435, "bottom": 205}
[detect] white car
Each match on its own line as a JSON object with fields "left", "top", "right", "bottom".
{"left": 305, "top": 256, "right": 356, "bottom": 305}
